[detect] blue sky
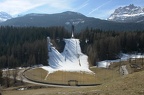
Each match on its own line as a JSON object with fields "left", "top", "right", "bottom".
{"left": 0, "top": 0, "right": 144, "bottom": 19}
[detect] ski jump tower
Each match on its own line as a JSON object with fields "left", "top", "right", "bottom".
{"left": 71, "top": 24, "right": 74, "bottom": 38}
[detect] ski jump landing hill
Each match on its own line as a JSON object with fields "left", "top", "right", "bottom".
{"left": 42, "top": 37, "right": 92, "bottom": 74}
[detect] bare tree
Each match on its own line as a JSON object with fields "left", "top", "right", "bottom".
{"left": 0, "top": 84, "right": 2, "bottom": 95}
{"left": 0, "top": 70, "right": 3, "bottom": 95}
{"left": 5, "top": 69, "right": 10, "bottom": 87}
{"left": 12, "top": 68, "right": 18, "bottom": 84}
{"left": 0, "top": 70, "right": 3, "bottom": 85}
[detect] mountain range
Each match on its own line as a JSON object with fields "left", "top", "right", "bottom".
{"left": 0, "top": 12, "right": 12, "bottom": 22}
{"left": 108, "top": 4, "right": 144, "bottom": 23}
{"left": 0, "top": 4, "right": 144, "bottom": 32}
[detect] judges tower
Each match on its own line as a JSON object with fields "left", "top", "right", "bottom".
{"left": 71, "top": 25, "right": 74, "bottom": 38}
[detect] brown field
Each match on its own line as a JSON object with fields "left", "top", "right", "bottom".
{"left": 25, "top": 68, "right": 97, "bottom": 85}
{"left": 24, "top": 66, "right": 122, "bottom": 85}
{"left": 3, "top": 70, "right": 144, "bottom": 95}
{"left": 2, "top": 58, "right": 144, "bottom": 95}
{"left": 24, "top": 68, "right": 48, "bottom": 82}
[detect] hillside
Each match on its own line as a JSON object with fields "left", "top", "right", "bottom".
{"left": 95, "top": 70, "right": 144, "bottom": 95}
{"left": 3, "top": 68, "right": 144, "bottom": 95}
{"left": 0, "top": 11, "right": 144, "bottom": 32}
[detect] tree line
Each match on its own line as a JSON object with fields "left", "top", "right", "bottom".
{"left": 0, "top": 26, "right": 70, "bottom": 69}
{"left": 78, "top": 28, "right": 144, "bottom": 66}
{"left": 0, "top": 26, "right": 144, "bottom": 68}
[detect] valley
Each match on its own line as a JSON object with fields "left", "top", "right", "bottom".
{"left": 0, "top": 3, "right": 144, "bottom": 95}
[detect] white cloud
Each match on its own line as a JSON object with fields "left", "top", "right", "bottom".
{"left": 0, "top": 0, "right": 42, "bottom": 15}
{"left": 0, "top": 0, "right": 73, "bottom": 16}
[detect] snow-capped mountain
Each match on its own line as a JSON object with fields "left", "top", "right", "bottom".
{"left": 0, "top": 12, "right": 12, "bottom": 22}
{"left": 1, "top": 11, "right": 144, "bottom": 31}
{"left": 108, "top": 4, "right": 144, "bottom": 23}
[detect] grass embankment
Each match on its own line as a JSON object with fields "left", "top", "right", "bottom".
{"left": 3, "top": 58, "right": 144, "bottom": 95}
{"left": 23, "top": 57, "right": 144, "bottom": 86}
{"left": 24, "top": 66, "right": 121, "bottom": 85}
{"left": 25, "top": 68, "right": 97, "bottom": 85}
{"left": 24, "top": 68, "right": 48, "bottom": 82}
{"left": 94, "top": 70, "right": 144, "bottom": 95}
{"left": 3, "top": 70, "right": 144, "bottom": 95}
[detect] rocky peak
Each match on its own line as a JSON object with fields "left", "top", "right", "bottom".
{"left": 108, "top": 4, "right": 144, "bottom": 23}
{"left": 0, "top": 12, "right": 12, "bottom": 22}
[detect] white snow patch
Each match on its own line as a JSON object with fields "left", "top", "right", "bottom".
{"left": 97, "top": 53, "right": 144, "bottom": 68}
{"left": 41, "top": 37, "right": 93, "bottom": 74}
{"left": 120, "top": 65, "right": 129, "bottom": 75}
{"left": 97, "top": 61, "right": 110, "bottom": 68}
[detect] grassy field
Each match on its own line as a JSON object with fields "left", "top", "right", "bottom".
{"left": 2, "top": 58, "right": 144, "bottom": 95}
{"left": 3, "top": 70, "right": 144, "bottom": 95}
{"left": 25, "top": 68, "right": 97, "bottom": 85}
{"left": 24, "top": 66, "right": 121, "bottom": 85}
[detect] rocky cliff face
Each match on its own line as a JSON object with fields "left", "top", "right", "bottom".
{"left": 0, "top": 12, "right": 12, "bottom": 22}
{"left": 108, "top": 4, "right": 144, "bottom": 23}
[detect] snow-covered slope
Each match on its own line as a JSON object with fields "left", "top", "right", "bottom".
{"left": 0, "top": 12, "right": 12, "bottom": 22}
{"left": 42, "top": 37, "right": 92, "bottom": 74}
{"left": 97, "top": 53, "right": 144, "bottom": 68}
{"left": 108, "top": 4, "right": 144, "bottom": 23}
